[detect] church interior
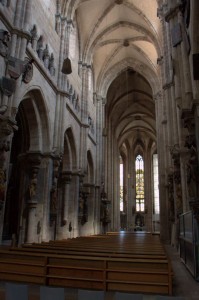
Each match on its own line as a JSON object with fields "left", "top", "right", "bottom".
{"left": 0, "top": 0, "right": 199, "bottom": 299}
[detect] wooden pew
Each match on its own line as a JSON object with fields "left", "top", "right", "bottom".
{"left": 0, "top": 233, "right": 173, "bottom": 295}
{"left": 0, "top": 250, "right": 47, "bottom": 285}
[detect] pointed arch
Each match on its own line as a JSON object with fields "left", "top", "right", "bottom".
{"left": 19, "top": 88, "right": 51, "bottom": 153}
{"left": 87, "top": 150, "right": 94, "bottom": 184}
{"left": 2, "top": 88, "right": 51, "bottom": 241}
{"left": 83, "top": 150, "right": 94, "bottom": 184}
{"left": 62, "top": 127, "right": 77, "bottom": 172}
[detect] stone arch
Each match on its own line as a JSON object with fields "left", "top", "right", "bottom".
{"left": 98, "top": 58, "right": 160, "bottom": 99}
{"left": 17, "top": 88, "right": 51, "bottom": 152}
{"left": 2, "top": 88, "right": 50, "bottom": 242}
{"left": 62, "top": 127, "right": 77, "bottom": 172}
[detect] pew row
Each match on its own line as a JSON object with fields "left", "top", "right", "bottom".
{"left": 22, "top": 233, "right": 166, "bottom": 257}
{"left": 0, "top": 248, "right": 172, "bottom": 295}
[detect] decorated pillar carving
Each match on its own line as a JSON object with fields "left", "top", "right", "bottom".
{"left": 78, "top": 175, "right": 89, "bottom": 226}
{"left": 182, "top": 110, "right": 199, "bottom": 208}
{"left": 170, "top": 144, "right": 183, "bottom": 217}
{"left": 100, "top": 183, "right": 111, "bottom": 233}
{"left": 0, "top": 116, "right": 17, "bottom": 211}
{"left": 26, "top": 153, "right": 41, "bottom": 243}
{"left": 49, "top": 156, "right": 62, "bottom": 228}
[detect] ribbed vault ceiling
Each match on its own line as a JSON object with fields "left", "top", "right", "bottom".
{"left": 62, "top": 0, "right": 162, "bottom": 153}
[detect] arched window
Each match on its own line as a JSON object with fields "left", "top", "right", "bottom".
{"left": 135, "top": 154, "right": 145, "bottom": 212}
{"left": 120, "top": 159, "right": 123, "bottom": 211}
{"left": 153, "top": 154, "right": 159, "bottom": 214}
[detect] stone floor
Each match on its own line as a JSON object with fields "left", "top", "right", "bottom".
{"left": 164, "top": 245, "right": 199, "bottom": 300}
{"left": 0, "top": 245, "right": 198, "bottom": 299}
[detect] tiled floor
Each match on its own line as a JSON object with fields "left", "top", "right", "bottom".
{"left": 0, "top": 245, "right": 198, "bottom": 299}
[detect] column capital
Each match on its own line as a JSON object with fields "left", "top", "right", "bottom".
{"left": 61, "top": 171, "right": 72, "bottom": 183}
{"left": 25, "top": 151, "right": 42, "bottom": 169}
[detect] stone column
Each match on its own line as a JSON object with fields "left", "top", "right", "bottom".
{"left": 79, "top": 64, "right": 89, "bottom": 174}
{"left": 100, "top": 185, "right": 111, "bottom": 234}
{"left": 127, "top": 148, "right": 134, "bottom": 231}
{"left": 10, "top": 0, "right": 32, "bottom": 110}
{"left": 26, "top": 201, "right": 37, "bottom": 243}
{"left": 95, "top": 96, "right": 104, "bottom": 233}
{"left": 94, "top": 185, "right": 100, "bottom": 234}
{"left": 144, "top": 151, "right": 152, "bottom": 232}
{"left": 182, "top": 110, "right": 199, "bottom": 209}
{"left": 40, "top": 155, "right": 52, "bottom": 242}
{"left": 61, "top": 20, "right": 73, "bottom": 90}
{"left": 79, "top": 183, "right": 95, "bottom": 236}
{"left": 170, "top": 145, "right": 182, "bottom": 248}
{"left": 0, "top": 116, "right": 16, "bottom": 241}
{"left": 154, "top": 90, "right": 170, "bottom": 242}
{"left": 68, "top": 172, "right": 80, "bottom": 238}
{"left": 17, "top": 0, "right": 32, "bottom": 59}
{"left": 55, "top": 1, "right": 61, "bottom": 35}
{"left": 112, "top": 145, "right": 120, "bottom": 231}
{"left": 49, "top": 155, "right": 62, "bottom": 240}
{"left": 106, "top": 122, "right": 113, "bottom": 230}
{"left": 53, "top": 19, "right": 67, "bottom": 152}
{"left": 165, "top": 1, "right": 192, "bottom": 110}
{"left": 26, "top": 154, "right": 41, "bottom": 243}
{"left": 57, "top": 171, "right": 72, "bottom": 239}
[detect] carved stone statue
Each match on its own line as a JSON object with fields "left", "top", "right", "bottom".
{"left": 49, "top": 53, "right": 55, "bottom": 76}
{"left": 30, "top": 25, "right": 38, "bottom": 51}
{"left": 0, "top": 30, "right": 10, "bottom": 57}
{"left": 186, "top": 147, "right": 198, "bottom": 201}
{"left": 28, "top": 170, "right": 37, "bottom": 200}
{"left": 43, "top": 44, "right": 50, "bottom": 68}
{"left": 37, "top": 36, "right": 44, "bottom": 60}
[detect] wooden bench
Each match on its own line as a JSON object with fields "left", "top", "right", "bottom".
{"left": 11, "top": 245, "right": 167, "bottom": 260}
{"left": 24, "top": 233, "right": 166, "bottom": 256}
{"left": 0, "top": 250, "right": 47, "bottom": 285}
{"left": 0, "top": 233, "right": 173, "bottom": 295}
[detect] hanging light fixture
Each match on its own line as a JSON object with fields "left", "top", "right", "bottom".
{"left": 61, "top": 57, "right": 72, "bottom": 74}
{"left": 115, "top": 0, "right": 123, "bottom": 4}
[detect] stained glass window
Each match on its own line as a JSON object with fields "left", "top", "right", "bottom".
{"left": 120, "top": 162, "right": 123, "bottom": 211}
{"left": 135, "top": 155, "right": 145, "bottom": 212}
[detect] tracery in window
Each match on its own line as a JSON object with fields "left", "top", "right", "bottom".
{"left": 120, "top": 161, "right": 123, "bottom": 211}
{"left": 135, "top": 154, "right": 145, "bottom": 212}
